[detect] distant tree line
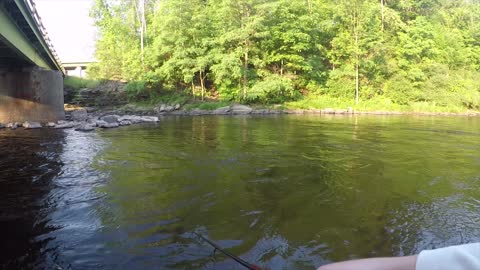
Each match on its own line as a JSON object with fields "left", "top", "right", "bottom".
{"left": 89, "top": 0, "right": 480, "bottom": 108}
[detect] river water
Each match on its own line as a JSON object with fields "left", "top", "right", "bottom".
{"left": 1, "top": 115, "right": 480, "bottom": 269}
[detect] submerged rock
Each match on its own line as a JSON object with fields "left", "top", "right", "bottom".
{"left": 23, "top": 121, "right": 42, "bottom": 129}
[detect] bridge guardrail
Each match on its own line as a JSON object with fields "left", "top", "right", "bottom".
{"left": 24, "top": 0, "right": 63, "bottom": 71}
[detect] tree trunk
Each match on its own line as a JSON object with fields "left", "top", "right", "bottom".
{"left": 280, "top": 59, "right": 284, "bottom": 76}
{"left": 139, "top": 0, "right": 146, "bottom": 64}
{"left": 241, "top": 5, "right": 250, "bottom": 101}
{"left": 380, "top": 0, "right": 385, "bottom": 32}
{"left": 243, "top": 46, "right": 248, "bottom": 100}
{"left": 200, "top": 70, "right": 205, "bottom": 101}
{"left": 354, "top": 3, "right": 360, "bottom": 104}
{"left": 192, "top": 81, "right": 195, "bottom": 100}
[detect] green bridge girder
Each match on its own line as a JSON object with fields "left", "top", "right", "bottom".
{"left": 0, "top": 0, "right": 63, "bottom": 72}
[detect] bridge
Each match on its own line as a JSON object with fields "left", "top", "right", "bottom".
{"left": 0, "top": 0, "right": 64, "bottom": 123}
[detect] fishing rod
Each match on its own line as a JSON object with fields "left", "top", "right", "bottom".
{"left": 193, "top": 232, "right": 263, "bottom": 270}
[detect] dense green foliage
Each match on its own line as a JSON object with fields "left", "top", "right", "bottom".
{"left": 89, "top": 0, "right": 480, "bottom": 110}
{"left": 64, "top": 76, "right": 101, "bottom": 90}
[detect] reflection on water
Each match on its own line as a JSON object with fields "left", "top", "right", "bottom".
{"left": 1, "top": 115, "right": 480, "bottom": 269}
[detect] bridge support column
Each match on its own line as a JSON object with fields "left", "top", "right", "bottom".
{"left": 0, "top": 67, "right": 64, "bottom": 123}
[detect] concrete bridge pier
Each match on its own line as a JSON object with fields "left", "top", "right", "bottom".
{"left": 0, "top": 67, "right": 64, "bottom": 123}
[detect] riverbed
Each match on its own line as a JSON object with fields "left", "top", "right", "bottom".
{"left": 1, "top": 115, "right": 480, "bottom": 269}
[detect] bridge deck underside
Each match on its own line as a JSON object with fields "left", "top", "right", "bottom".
{"left": 0, "top": 38, "right": 31, "bottom": 68}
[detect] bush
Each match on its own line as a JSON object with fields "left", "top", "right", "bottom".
{"left": 64, "top": 76, "right": 100, "bottom": 90}
{"left": 125, "top": 81, "right": 148, "bottom": 101}
{"left": 247, "top": 75, "right": 298, "bottom": 104}
{"left": 383, "top": 74, "right": 420, "bottom": 105}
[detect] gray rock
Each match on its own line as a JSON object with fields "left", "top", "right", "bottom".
{"left": 231, "top": 104, "right": 253, "bottom": 115}
{"left": 154, "top": 104, "right": 166, "bottom": 113}
{"left": 71, "top": 109, "right": 88, "bottom": 121}
{"left": 119, "top": 120, "right": 132, "bottom": 126}
{"left": 251, "top": 109, "right": 269, "bottom": 114}
{"left": 100, "top": 115, "right": 119, "bottom": 123}
{"left": 213, "top": 106, "right": 231, "bottom": 115}
{"left": 322, "top": 108, "right": 334, "bottom": 114}
{"left": 165, "top": 105, "right": 175, "bottom": 112}
{"left": 15, "top": 122, "right": 23, "bottom": 127}
{"left": 170, "top": 110, "right": 186, "bottom": 115}
{"left": 96, "top": 120, "right": 119, "bottom": 128}
{"left": 118, "top": 116, "right": 141, "bottom": 124}
{"left": 140, "top": 116, "right": 159, "bottom": 122}
{"left": 189, "top": 109, "right": 210, "bottom": 115}
{"left": 0, "top": 123, "right": 5, "bottom": 129}
{"left": 7, "top": 123, "right": 18, "bottom": 129}
{"left": 54, "top": 121, "right": 79, "bottom": 129}
{"left": 75, "top": 123, "right": 95, "bottom": 132}
{"left": 174, "top": 104, "right": 181, "bottom": 110}
{"left": 23, "top": 121, "right": 42, "bottom": 129}
{"left": 117, "top": 115, "right": 159, "bottom": 123}
{"left": 46, "top": 122, "right": 56, "bottom": 128}
{"left": 87, "top": 118, "right": 98, "bottom": 125}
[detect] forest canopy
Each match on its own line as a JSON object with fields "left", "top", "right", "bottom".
{"left": 88, "top": 0, "right": 480, "bottom": 109}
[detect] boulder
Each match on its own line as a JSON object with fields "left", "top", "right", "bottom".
{"left": 119, "top": 120, "right": 132, "bottom": 126}
{"left": 165, "top": 105, "right": 175, "bottom": 112}
{"left": 170, "top": 110, "right": 186, "bottom": 115}
{"left": 251, "top": 109, "right": 269, "bottom": 114}
{"left": 55, "top": 121, "right": 79, "bottom": 129}
{"left": 140, "top": 116, "right": 159, "bottom": 122}
{"left": 174, "top": 104, "right": 181, "bottom": 110}
{"left": 213, "top": 106, "right": 231, "bottom": 115}
{"left": 100, "top": 115, "right": 119, "bottom": 123}
{"left": 6, "top": 123, "right": 18, "bottom": 129}
{"left": 96, "top": 120, "right": 119, "bottom": 128}
{"left": 23, "top": 121, "right": 42, "bottom": 129}
{"left": 322, "top": 108, "right": 335, "bottom": 114}
{"left": 231, "top": 104, "right": 252, "bottom": 115}
{"left": 46, "top": 122, "right": 56, "bottom": 128}
{"left": 71, "top": 109, "right": 88, "bottom": 121}
{"left": 75, "top": 123, "right": 95, "bottom": 132}
{"left": 189, "top": 109, "right": 210, "bottom": 116}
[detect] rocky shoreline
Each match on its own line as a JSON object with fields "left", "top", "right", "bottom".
{"left": 1, "top": 103, "right": 479, "bottom": 132}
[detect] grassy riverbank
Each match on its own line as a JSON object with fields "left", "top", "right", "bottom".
{"left": 64, "top": 77, "right": 479, "bottom": 114}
